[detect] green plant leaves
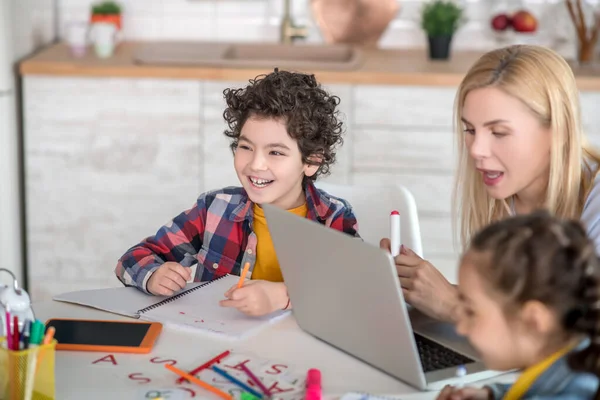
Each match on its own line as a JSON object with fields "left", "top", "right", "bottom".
{"left": 91, "top": 1, "right": 121, "bottom": 15}
{"left": 420, "top": 0, "right": 465, "bottom": 37}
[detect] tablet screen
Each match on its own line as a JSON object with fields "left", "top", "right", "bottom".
{"left": 47, "top": 319, "right": 151, "bottom": 347}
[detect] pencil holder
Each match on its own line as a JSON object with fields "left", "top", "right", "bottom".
{"left": 0, "top": 338, "right": 56, "bottom": 400}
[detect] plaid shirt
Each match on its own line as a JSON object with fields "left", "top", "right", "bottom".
{"left": 115, "top": 180, "right": 360, "bottom": 294}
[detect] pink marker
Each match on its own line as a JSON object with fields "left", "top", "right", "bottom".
{"left": 390, "top": 210, "right": 401, "bottom": 257}
{"left": 4, "top": 306, "right": 11, "bottom": 350}
{"left": 305, "top": 368, "right": 321, "bottom": 400}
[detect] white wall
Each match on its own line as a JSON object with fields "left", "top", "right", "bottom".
{"left": 10, "top": 0, "right": 56, "bottom": 60}
{"left": 56, "top": 0, "right": 599, "bottom": 56}
{"left": 0, "top": 0, "right": 55, "bottom": 289}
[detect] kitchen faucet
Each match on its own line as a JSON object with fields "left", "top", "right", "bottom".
{"left": 280, "top": 0, "right": 308, "bottom": 44}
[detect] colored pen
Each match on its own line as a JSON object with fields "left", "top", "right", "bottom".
{"left": 237, "top": 262, "right": 251, "bottom": 289}
{"left": 5, "top": 307, "right": 11, "bottom": 350}
{"left": 29, "top": 320, "right": 43, "bottom": 346}
{"left": 241, "top": 393, "right": 260, "bottom": 400}
{"left": 176, "top": 349, "right": 231, "bottom": 384}
{"left": 305, "top": 368, "right": 321, "bottom": 400}
{"left": 390, "top": 210, "right": 401, "bottom": 257}
{"left": 21, "top": 320, "right": 31, "bottom": 350}
{"left": 239, "top": 362, "right": 271, "bottom": 397}
{"left": 28, "top": 321, "right": 38, "bottom": 346}
{"left": 12, "top": 315, "right": 19, "bottom": 351}
{"left": 211, "top": 365, "right": 263, "bottom": 399}
{"left": 165, "top": 363, "right": 233, "bottom": 400}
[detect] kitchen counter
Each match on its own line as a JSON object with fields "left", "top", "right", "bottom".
{"left": 20, "top": 41, "right": 600, "bottom": 89}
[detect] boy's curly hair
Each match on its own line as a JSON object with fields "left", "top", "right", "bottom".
{"left": 222, "top": 69, "right": 344, "bottom": 181}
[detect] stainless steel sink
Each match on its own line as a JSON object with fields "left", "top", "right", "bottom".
{"left": 134, "top": 41, "right": 363, "bottom": 71}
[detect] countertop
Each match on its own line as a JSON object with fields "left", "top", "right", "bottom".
{"left": 19, "top": 41, "right": 600, "bottom": 90}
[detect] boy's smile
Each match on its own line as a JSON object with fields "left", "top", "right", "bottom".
{"left": 248, "top": 176, "right": 274, "bottom": 189}
{"left": 234, "top": 116, "right": 319, "bottom": 210}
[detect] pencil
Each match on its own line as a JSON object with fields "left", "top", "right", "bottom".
{"left": 165, "top": 363, "right": 233, "bottom": 400}
{"left": 211, "top": 365, "right": 264, "bottom": 399}
{"left": 237, "top": 262, "right": 251, "bottom": 288}
{"left": 239, "top": 363, "right": 271, "bottom": 396}
{"left": 42, "top": 326, "right": 55, "bottom": 345}
{"left": 176, "top": 349, "right": 231, "bottom": 384}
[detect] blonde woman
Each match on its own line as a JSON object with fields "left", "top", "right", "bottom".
{"left": 381, "top": 44, "right": 600, "bottom": 323}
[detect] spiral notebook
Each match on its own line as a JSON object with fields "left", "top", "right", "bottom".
{"left": 53, "top": 274, "right": 290, "bottom": 339}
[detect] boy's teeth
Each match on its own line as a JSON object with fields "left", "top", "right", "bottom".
{"left": 250, "top": 177, "right": 272, "bottom": 186}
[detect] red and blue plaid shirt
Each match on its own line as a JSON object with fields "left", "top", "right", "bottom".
{"left": 115, "top": 180, "right": 360, "bottom": 294}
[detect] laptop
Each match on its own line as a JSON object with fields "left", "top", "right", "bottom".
{"left": 262, "top": 203, "right": 507, "bottom": 391}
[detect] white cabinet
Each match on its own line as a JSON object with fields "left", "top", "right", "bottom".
{"left": 23, "top": 77, "right": 202, "bottom": 299}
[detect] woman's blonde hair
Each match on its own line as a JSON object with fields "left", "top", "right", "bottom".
{"left": 452, "top": 44, "right": 600, "bottom": 249}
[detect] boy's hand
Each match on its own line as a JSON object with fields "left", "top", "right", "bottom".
{"left": 147, "top": 262, "right": 192, "bottom": 296}
{"left": 219, "top": 280, "right": 289, "bottom": 316}
{"left": 436, "top": 385, "right": 493, "bottom": 400}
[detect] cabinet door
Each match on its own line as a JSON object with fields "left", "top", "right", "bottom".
{"left": 582, "top": 91, "right": 600, "bottom": 145}
{"left": 201, "top": 80, "right": 244, "bottom": 192}
{"left": 351, "top": 85, "right": 459, "bottom": 281}
{"left": 23, "top": 77, "right": 202, "bottom": 300}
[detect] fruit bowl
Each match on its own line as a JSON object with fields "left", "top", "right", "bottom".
{"left": 489, "top": 8, "right": 542, "bottom": 45}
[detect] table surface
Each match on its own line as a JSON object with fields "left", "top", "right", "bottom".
{"left": 32, "top": 300, "right": 515, "bottom": 399}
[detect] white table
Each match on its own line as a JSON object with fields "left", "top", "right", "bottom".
{"left": 32, "top": 301, "right": 513, "bottom": 400}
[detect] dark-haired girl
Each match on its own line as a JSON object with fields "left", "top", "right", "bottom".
{"left": 438, "top": 211, "right": 600, "bottom": 399}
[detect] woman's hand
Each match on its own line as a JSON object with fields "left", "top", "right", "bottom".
{"left": 380, "top": 239, "right": 459, "bottom": 322}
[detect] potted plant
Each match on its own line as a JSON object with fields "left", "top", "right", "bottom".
{"left": 421, "top": 0, "right": 465, "bottom": 60}
{"left": 90, "top": 1, "right": 122, "bottom": 30}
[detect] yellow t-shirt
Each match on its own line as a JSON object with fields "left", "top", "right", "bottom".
{"left": 503, "top": 342, "right": 576, "bottom": 400}
{"left": 251, "top": 202, "right": 308, "bottom": 282}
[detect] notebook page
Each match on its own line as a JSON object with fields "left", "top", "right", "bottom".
{"left": 53, "top": 286, "right": 153, "bottom": 318}
{"left": 140, "top": 275, "right": 290, "bottom": 338}
{"left": 53, "top": 283, "right": 207, "bottom": 318}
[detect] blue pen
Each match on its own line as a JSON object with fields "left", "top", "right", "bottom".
{"left": 21, "top": 320, "right": 31, "bottom": 350}
{"left": 211, "top": 365, "right": 264, "bottom": 399}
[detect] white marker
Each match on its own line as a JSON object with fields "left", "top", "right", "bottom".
{"left": 455, "top": 364, "right": 467, "bottom": 388}
{"left": 390, "top": 210, "right": 401, "bottom": 257}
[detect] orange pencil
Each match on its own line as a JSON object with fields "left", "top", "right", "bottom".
{"left": 237, "top": 262, "right": 251, "bottom": 289}
{"left": 35, "top": 326, "right": 56, "bottom": 374}
{"left": 42, "top": 326, "right": 55, "bottom": 345}
{"left": 165, "top": 363, "right": 233, "bottom": 400}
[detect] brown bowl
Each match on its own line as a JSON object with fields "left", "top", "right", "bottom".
{"left": 311, "top": 0, "right": 401, "bottom": 47}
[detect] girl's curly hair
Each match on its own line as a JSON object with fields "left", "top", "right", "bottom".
{"left": 222, "top": 69, "right": 344, "bottom": 181}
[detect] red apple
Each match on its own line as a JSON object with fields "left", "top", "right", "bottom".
{"left": 512, "top": 10, "right": 537, "bottom": 33}
{"left": 491, "top": 13, "right": 512, "bottom": 31}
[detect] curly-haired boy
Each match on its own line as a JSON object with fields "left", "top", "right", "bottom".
{"left": 115, "top": 70, "right": 360, "bottom": 317}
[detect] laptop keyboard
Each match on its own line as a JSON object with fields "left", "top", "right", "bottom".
{"left": 414, "top": 333, "right": 474, "bottom": 372}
